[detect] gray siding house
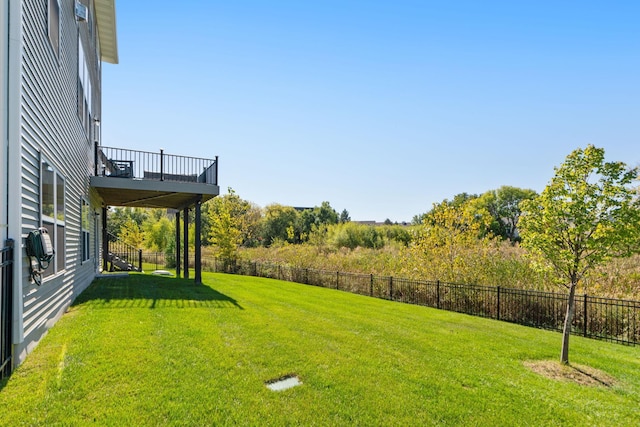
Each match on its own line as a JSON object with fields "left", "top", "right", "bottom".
{"left": 2, "top": 0, "right": 119, "bottom": 369}
{"left": 1, "top": 0, "right": 218, "bottom": 374}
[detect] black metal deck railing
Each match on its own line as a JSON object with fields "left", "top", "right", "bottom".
{"left": 1, "top": 240, "right": 15, "bottom": 379}
{"left": 95, "top": 145, "right": 218, "bottom": 185}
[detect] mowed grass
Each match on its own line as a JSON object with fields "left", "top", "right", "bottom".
{"left": 1, "top": 273, "right": 639, "bottom": 426}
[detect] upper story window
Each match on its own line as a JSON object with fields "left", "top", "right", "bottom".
{"left": 77, "top": 36, "right": 93, "bottom": 138}
{"left": 86, "top": 0, "right": 93, "bottom": 36}
{"left": 48, "top": 0, "right": 60, "bottom": 60}
{"left": 41, "top": 159, "right": 66, "bottom": 277}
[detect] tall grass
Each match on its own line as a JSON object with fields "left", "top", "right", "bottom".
{"left": 237, "top": 243, "right": 640, "bottom": 300}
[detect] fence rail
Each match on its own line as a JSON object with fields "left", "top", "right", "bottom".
{"left": 141, "top": 253, "right": 640, "bottom": 346}
{"left": 96, "top": 145, "right": 218, "bottom": 185}
{"left": 1, "top": 240, "right": 15, "bottom": 379}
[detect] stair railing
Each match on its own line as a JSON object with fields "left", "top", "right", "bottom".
{"left": 107, "top": 232, "right": 142, "bottom": 272}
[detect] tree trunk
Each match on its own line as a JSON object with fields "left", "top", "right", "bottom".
{"left": 561, "top": 282, "right": 577, "bottom": 364}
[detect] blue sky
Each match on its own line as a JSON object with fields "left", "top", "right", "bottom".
{"left": 102, "top": 1, "right": 640, "bottom": 222}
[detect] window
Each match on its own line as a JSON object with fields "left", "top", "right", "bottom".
{"left": 41, "top": 159, "right": 65, "bottom": 277}
{"left": 81, "top": 199, "right": 91, "bottom": 262}
{"left": 77, "top": 36, "right": 92, "bottom": 137}
{"left": 48, "top": 0, "right": 60, "bottom": 59}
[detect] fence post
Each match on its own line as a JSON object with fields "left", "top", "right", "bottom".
{"left": 370, "top": 274, "right": 374, "bottom": 297}
{"left": 583, "top": 294, "right": 588, "bottom": 337}
{"left": 497, "top": 286, "right": 501, "bottom": 321}
{"left": 138, "top": 249, "right": 142, "bottom": 272}
{"left": 336, "top": 271, "right": 339, "bottom": 290}
{"left": 436, "top": 280, "right": 440, "bottom": 309}
{"left": 389, "top": 276, "right": 394, "bottom": 300}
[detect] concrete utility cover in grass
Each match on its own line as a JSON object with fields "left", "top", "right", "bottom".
{"left": 152, "top": 270, "right": 173, "bottom": 276}
{"left": 266, "top": 375, "right": 302, "bottom": 391}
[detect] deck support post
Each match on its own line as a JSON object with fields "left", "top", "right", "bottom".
{"left": 195, "top": 197, "right": 202, "bottom": 284}
{"left": 175, "top": 211, "right": 181, "bottom": 278}
{"left": 102, "top": 206, "right": 108, "bottom": 272}
{"left": 183, "top": 207, "right": 189, "bottom": 279}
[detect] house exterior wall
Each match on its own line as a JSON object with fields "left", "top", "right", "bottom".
{"left": 8, "top": 0, "right": 105, "bottom": 366}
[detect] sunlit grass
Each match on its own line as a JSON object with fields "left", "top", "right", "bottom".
{"left": 1, "top": 272, "right": 639, "bottom": 425}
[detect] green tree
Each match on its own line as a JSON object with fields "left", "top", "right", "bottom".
{"left": 519, "top": 145, "right": 640, "bottom": 364}
{"left": 261, "top": 204, "right": 299, "bottom": 246}
{"left": 412, "top": 201, "right": 493, "bottom": 281}
{"left": 240, "top": 202, "right": 264, "bottom": 247}
{"left": 142, "top": 214, "right": 174, "bottom": 253}
{"left": 382, "top": 225, "right": 412, "bottom": 246}
{"left": 208, "top": 189, "right": 262, "bottom": 258}
{"left": 339, "top": 209, "right": 351, "bottom": 223}
{"left": 417, "top": 192, "right": 480, "bottom": 228}
{"left": 108, "top": 207, "right": 149, "bottom": 236}
{"left": 209, "top": 198, "right": 242, "bottom": 261}
{"left": 119, "top": 219, "right": 145, "bottom": 248}
{"left": 295, "top": 202, "right": 339, "bottom": 242}
{"left": 472, "top": 186, "right": 537, "bottom": 242}
{"left": 411, "top": 213, "right": 425, "bottom": 225}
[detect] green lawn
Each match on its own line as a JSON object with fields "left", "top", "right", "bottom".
{"left": 1, "top": 272, "right": 639, "bottom": 425}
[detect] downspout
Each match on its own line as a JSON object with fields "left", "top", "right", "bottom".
{"left": 1, "top": 0, "right": 8, "bottom": 243}
{"left": 7, "top": 0, "right": 24, "bottom": 345}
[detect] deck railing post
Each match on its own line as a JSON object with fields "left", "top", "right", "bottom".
{"left": 160, "top": 149, "right": 164, "bottom": 181}
{"left": 94, "top": 142, "right": 99, "bottom": 176}
{"left": 215, "top": 156, "right": 219, "bottom": 185}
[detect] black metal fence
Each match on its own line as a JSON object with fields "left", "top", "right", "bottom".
{"left": 1, "top": 240, "right": 15, "bottom": 379}
{"left": 96, "top": 145, "right": 218, "bottom": 185}
{"left": 141, "top": 253, "right": 640, "bottom": 346}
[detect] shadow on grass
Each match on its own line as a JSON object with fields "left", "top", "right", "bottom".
{"left": 72, "top": 274, "right": 243, "bottom": 310}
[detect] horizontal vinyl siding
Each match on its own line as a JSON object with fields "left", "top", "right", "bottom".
{"left": 18, "top": 0, "right": 102, "bottom": 357}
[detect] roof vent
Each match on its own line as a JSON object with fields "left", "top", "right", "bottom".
{"left": 75, "top": 1, "right": 88, "bottom": 22}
